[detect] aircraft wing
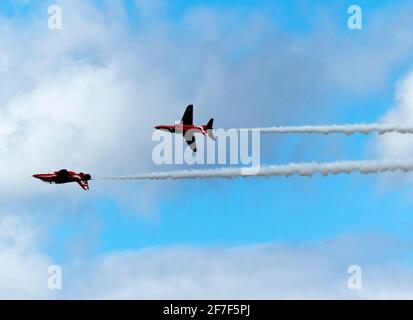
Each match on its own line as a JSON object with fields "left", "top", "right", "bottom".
{"left": 34, "top": 174, "right": 56, "bottom": 182}
{"left": 181, "top": 105, "right": 193, "bottom": 125}
{"left": 184, "top": 130, "right": 197, "bottom": 152}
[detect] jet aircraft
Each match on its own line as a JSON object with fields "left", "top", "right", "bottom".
{"left": 33, "top": 169, "right": 92, "bottom": 191}
{"left": 155, "top": 105, "right": 214, "bottom": 152}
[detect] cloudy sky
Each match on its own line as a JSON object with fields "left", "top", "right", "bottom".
{"left": 2, "top": 0, "right": 413, "bottom": 299}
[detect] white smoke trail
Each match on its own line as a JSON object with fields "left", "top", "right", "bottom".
{"left": 235, "top": 124, "right": 413, "bottom": 135}
{"left": 101, "top": 160, "right": 413, "bottom": 180}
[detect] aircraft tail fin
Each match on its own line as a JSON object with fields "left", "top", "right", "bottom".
{"left": 77, "top": 180, "right": 89, "bottom": 191}
{"left": 206, "top": 118, "right": 214, "bottom": 130}
{"left": 206, "top": 118, "right": 215, "bottom": 140}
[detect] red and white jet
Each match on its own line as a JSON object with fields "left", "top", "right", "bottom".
{"left": 33, "top": 169, "right": 92, "bottom": 191}
{"left": 155, "top": 104, "right": 215, "bottom": 152}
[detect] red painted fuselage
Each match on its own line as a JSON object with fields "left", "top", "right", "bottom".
{"left": 154, "top": 124, "right": 209, "bottom": 136}
{"left": 33, "top": 169, "right": 91, "bottom": 191}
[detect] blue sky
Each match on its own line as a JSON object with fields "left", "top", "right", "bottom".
{"left": 2, "top": 0, "right": 413, "bottom": 298}
{"left": 44, "top": 0, "right": 409, "bottom": 251}
{"left": 42, "top": 1, "right": 410, "bottom": 260}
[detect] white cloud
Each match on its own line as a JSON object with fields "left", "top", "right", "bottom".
{"left": 56, "top": 234, "right": 413, "bottom": 299}
{"left": 22, "top": 234, "right": 413, "bottom": 299}
{"left": 0, "top": 212, "right": 412, "bottom": 299}
{"left": 375, "top": 72, "right": 413, "bottom": 160}
{"left": 0, "top": 214, "right": 52, "bottom": 299}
